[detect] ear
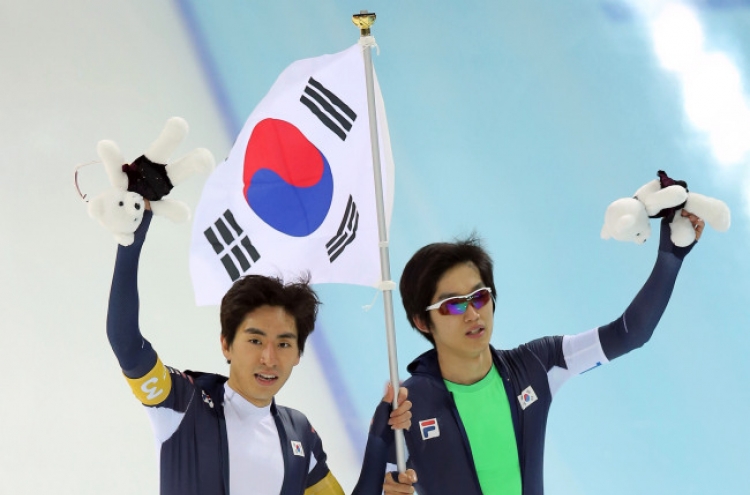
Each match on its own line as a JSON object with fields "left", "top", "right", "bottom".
{"left": 614, "top": 214, "right": 636, "bottom": 236}
{"left": 413, "top": 315, "right": 431, "bottom": 334}
{"left": 220, "top": 335, "right": 232, "bottom": 362}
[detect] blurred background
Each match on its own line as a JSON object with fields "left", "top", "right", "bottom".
{"left": 1, "top": 1, "right": 748, "bottom": 494}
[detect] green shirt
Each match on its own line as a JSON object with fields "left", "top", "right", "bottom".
{"left": 445, "top": 366, "right": 522, "bottom": 495}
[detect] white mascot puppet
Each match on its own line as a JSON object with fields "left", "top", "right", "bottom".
{"left": 601, "top": 170, "right": 730, "bottom": 247}
{"left": 87, "top": 117, "right": 215, "bottom": 245}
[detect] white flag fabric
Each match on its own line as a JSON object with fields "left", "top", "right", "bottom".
{"left": 190, "top": 44, "right": 395, "bottom": 306}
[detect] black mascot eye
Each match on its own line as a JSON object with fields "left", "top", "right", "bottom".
{"left": 119, "top": 201, "right": 124, "bottom": 207}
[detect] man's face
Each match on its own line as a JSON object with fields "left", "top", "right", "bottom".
{"left": 419, "top": 262, "right": 494, "bottom": 361}
{"left": 221, "top": 305, "right": 301, "bottom": 408}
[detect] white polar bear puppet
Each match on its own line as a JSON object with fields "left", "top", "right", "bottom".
{"left": 601, "top": 178, "right": 687, "bottom": 245}
{"left": 87, "top": 117, "right": 215, "bottom": 246}
{"left": 601, "top": 172, "right": 730, "bottom": 247}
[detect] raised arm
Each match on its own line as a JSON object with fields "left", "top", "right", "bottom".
{"left": 598, "top": 212, "right": 702, "bottom": 360}
{"left": 545, "top": 212, "right": 704, "bottom": 395}
{"left": 107, "top": 210, "right": 172, "bottom": 405}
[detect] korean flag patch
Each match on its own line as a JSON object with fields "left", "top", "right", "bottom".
{"left": 517, "top": 386, "right": 538, "bottom": 410}
{"left": 291, "top": 441, "right": 305, "bottom": 457}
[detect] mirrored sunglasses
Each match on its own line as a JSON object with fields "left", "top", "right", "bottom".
{"left": 425, "top": 287, "right": 493, "bottom": 315}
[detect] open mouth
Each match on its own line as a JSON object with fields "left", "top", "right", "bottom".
{"left": 255, "top": 373, "right": 279, "bottom": 385}
{"left": 465, "top": 326, "right": 485, "bottom": 338}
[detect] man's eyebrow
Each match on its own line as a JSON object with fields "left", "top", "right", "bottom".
{"left": 243, "top": 328, "right": 266, "bottom": 336}
{"left": 243, "top": 328, "right": 297, "bottom": 340}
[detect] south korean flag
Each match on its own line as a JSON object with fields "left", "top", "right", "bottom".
{"left": 190, "top": 44, "right": 395, "bottom": 305}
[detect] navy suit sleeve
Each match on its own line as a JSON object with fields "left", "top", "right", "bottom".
{"left": 351, "top": 401, "right": 394, "bottom": 495}
{"left": 598, "top": 218, "right": 695, "bottom": 360}
{"left": 106, "top": 211, "right": 158, "bottom": 379}
{"left": 306, "top": 422, "right": 332, "bottom": 486}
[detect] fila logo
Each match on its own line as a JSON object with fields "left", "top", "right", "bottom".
{"left": 291, "top": 441, "right": 305, "bottom": 457}
{"left": 419, "top": 418, "right": 440, "bottom": 440}
{"left": 517, "top": 386, "right": 538, "bottom": 410}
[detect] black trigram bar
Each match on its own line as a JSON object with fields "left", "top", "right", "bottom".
{"left": 326, "top": 195, "right": 359, "bottom": 262}
{"left": 204, "top": 209, "right": 261, "bottom": 281}
{"left": 300, "top": 77, "right": 357, "bottom": 141}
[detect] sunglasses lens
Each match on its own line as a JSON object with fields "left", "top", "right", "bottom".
{"left": 440, "top": 299, "right": 469, "bottom": 315}
{"left": 472, "top": 289, "right": 491, "bottom": 309}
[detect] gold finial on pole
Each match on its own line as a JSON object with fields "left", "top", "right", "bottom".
{"left": 352, "top": 10, "right": 376, "bottom": 37}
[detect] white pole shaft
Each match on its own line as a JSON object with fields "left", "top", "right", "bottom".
{"left": 361, "top": 41, "right": 407, "bottom": 473}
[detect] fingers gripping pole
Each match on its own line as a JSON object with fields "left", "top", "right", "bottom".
{"left": 352, "top": 10, "right": 407, "bottom": 473}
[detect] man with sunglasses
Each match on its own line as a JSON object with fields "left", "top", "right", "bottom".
{"left": 354, "top": 211, "right": 705, "bottom": 495}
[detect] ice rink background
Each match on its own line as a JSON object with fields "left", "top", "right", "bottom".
{"left": 1, "top": 1, "right": 749, "bottom": 494}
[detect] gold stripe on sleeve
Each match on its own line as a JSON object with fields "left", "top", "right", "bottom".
{"left": 124, "top": 357, "right": 172, "bottom": 406}
{"left": 304, "top": 472, "right": 345, "bottom": 495}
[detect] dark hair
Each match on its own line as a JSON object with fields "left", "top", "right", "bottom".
{"left": 220, "top": 274, "right": 320, "bottom": 355}
{"left": 399, "top": 236, "right": 496, "bottom": 344}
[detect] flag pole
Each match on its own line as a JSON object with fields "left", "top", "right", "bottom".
{"left": 352, "top": 10, "right": 407, "bottom": 473}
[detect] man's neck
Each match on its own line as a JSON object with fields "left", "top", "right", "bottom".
{"left": 225, "top": 377, "right": 273, "bottom": 409}
{"left": 437, "top": 346, "right": 493, "bottom": 385}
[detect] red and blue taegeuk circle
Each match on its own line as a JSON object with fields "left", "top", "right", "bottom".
{"left": 243, "top": 118, "right": 333, "bottom": 237}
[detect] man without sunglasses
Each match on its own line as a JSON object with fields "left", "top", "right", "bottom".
{"left": 353, "top": 211, "right": 705, "bottom": 495}
{"left": 108, "top": 209, "right": 412, "bottom": 495}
